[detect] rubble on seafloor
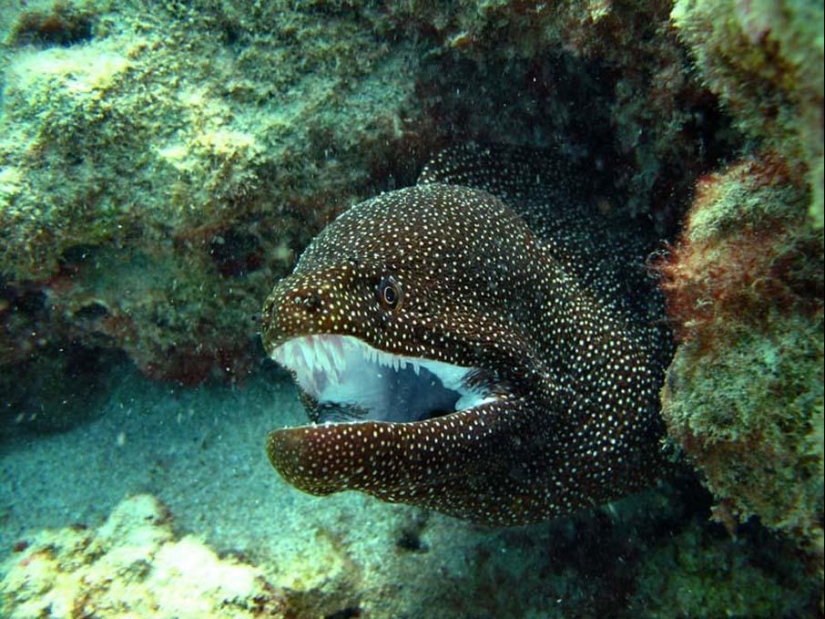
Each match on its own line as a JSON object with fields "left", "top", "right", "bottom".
{"left": 0, "top": 495, "right": 288, "bottom": 618}
{"left": 2, "top": 486, "right": 820, "bottom": 619}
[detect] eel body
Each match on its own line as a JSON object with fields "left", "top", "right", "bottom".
{"left": 261, "top": 144, "right": 672, "bottom": 525}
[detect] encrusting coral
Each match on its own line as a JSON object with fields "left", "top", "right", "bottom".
{"left": 0, "top": 495, "right": 287, "bottom": 618}
{"left": 0, "top": 0, "right": 422, "bottom": 384}
{"left": 0, "top": 0, "right": 823, "bottom": 613}
{"left": 0, "top": 0, "right": 726, "bottom": 390}
{"left": 658, "top": 155, "right": 824, "bottom": 562}
{"left": 658, "top": 0, "right": 824, "bottom": 566}
{"left": 671, "top": 0, "right": 824, "bottom": 229}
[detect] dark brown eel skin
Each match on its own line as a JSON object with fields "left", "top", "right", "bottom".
{"left": 261, "top": 144, "right": 672, "bottom": 525}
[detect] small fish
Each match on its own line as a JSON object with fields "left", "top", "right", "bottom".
{"left": 261, "top": 144, "right": 671, "bottom": 525}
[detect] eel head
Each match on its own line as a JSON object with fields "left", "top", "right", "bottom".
{"left": 261, "top": 183, "right": 557, "bottom": 524}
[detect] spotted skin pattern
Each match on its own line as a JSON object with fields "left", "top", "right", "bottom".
{"left": 262, "top": 145, "right": 672, "bottom": 525}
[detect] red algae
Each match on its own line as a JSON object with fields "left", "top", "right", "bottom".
{"left": 658, "top": 151, "right": 824, "bottom": 565}
{"left": 658, "top": 156, "right": 823, "bottom": 348}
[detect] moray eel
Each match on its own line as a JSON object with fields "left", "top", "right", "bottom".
{"left": 261, "top": 144, "right": 672, "bottom": 525}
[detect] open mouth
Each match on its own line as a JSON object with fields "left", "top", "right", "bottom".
{"left": 270, "top": 334, "right": 498, "bottom": 424}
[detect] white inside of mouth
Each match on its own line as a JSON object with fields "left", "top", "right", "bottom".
{"left": 270, "top": 334, "right": 495, "bottom": 423}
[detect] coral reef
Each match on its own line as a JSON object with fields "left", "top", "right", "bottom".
{"left": 657, "top": 0, "right": 825, "bottom": 569}
{"left": 658, "top": 155, "right": 824, "bottom": 561}
{"left": 3, "top": 481, "right": 820, "bottom": 618}
{"left": 0, "top": 0, "right": 728, "bottom": 395}
{"left": 630, "top": 517, "right": 821, "bottom": 618}
{"left": 1, "top": 366, "right": 822, "bottom": 617}
{"left": 0, "top": 0, "right": 822, "bottom": 615}
{"left": 659, "top": 156, "right": 822, "bottom": 344}
{"left": 0, "top": 0, "right": 423, "bottom": 385}
{"left": 671, "top": 0, "right": 824, "bottom": 228}
{"left": 383, "top": 0, "right": 730, "bottom": 229}
{"left": 0, "top": 495, "right": 287, "bottom": 618}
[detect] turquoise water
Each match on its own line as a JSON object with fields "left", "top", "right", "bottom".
{"left": 1, "top": 1, "right": 822, "bottom": 617}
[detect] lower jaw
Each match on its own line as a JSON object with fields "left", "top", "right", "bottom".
{"left": 301, "top": 394, "right": 458, "bottom": 425}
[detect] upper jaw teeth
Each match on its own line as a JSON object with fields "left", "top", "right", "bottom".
{"left": 271, "top": 334, "right": 454, "bottom": 393}
{"left": 362, "top": 342, "right": 421, "bottom": 375}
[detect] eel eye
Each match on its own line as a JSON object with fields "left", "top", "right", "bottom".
{"left": 377, "top": 275, "right": 403, "bottom": 311}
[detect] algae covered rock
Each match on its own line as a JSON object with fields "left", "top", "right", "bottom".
{"left": 630, "top": 519, "right": 820, "bottom": 618}
{"left": 384, "top": 0, "right": 725, "bottom": 227}
{"left": 672, "top": 0, "right": 824, "bottom": 228}
{"left": 0, "top": 494, "right": 287, "bottom": 618}
{"left": 0, "top": 0, "right": 727, "bottom": 393}
{"left": 659, "top": 154, "right": 824, "bottom": 563}
{"left": 0, "top": 0, "right": 423, "bottom": 384}
{"left": 659, "top": 0, "right": 824, "bottom": 571}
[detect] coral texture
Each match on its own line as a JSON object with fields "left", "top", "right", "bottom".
{"left": 659, "top": 154, "right": 824, "bottom": 563}
{"left": 0, "top": 0, "right": 422, "bottom": 384}
{"left": 672, "top": 0, "right": 824, "bottom": 228}
{"left": 0, "top": 495, "right": 287, "bottom": 618}
{"left": 0, "top": 0, "right": 822, "bottom": 613}
{"left": 630, "top": 520, "right": 819, "bottom": 618}
{"left": 658, "top": 0, "right": 824, "bottom": 568}
{"left": 0, "top": 0, "right": 723, "bottom": 390}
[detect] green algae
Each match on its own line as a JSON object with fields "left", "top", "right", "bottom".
{"left": 0, "top": 2, "right": 419, "bottom": 281}
{"left": 657, "top": 145, "right": 824, "bottom": 567}
{"left": 672, "top": 0, "right": 824, "bottom": 228}
{"left": 664, "top": 314, "right": 824, "bottom": 543}
{"left": 0, "top": 0, "right": 422, "bottom": 381}
{"left": 631, "top": 521, "right": 819, "bottom": 618}
{"left": 0, "top": 0, "right": 726, "bottom": 384}
{"left": 659, "top": 153, "right": 824, "bottom": 583}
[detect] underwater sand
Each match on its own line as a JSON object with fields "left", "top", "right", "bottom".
{"left": 2, "top": 362, "right": 552, "bottom": 616}
{"left": 2, "top": 361, "right": 820, "bottom": 618}
{"left": 0, "top": 363, "right": 429, "bottom": 562}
